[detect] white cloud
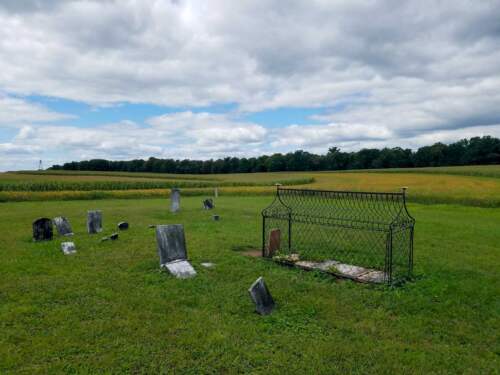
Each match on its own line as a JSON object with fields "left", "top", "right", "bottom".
{"left": 0, "top": 1, "right": 500, "bottom": 169}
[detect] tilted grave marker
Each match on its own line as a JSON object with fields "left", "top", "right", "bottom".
{"left": 248, "top": 277, "right": 275, "bottom": 315}
{"left": 33, "top": 218, "right": 53, "bottom": 242}
{"left": 155, "top": 224, "right": 196, "bottom": 278}
{"left": 53, "top": 216, "right": 73, "bottom": 236}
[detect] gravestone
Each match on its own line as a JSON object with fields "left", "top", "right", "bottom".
{"left": 265, "top": 228, "right": 281, "bottom": 257}
{"left": 117, "top": 222, "right": 129, "bottom": 230}
{"left": 53, "top": 216, "right": 73, "bottom": 236}
{"left": 156, "top": 224, "right": 187, "bottom": 265}
{"left": 212, "top": 215, "right": 220, "bottom": 221}
{"left": 33, "top": 218, "right": 53, "bottom": 241}
{"left": 248, "top": 277, "right": 275, "bottom": 315}
{"left": 148, "top": 224, "right": 156, "bottom": 229}
{"left": 203, "top": 198, "right": 214, "bottom": 210}
{"left": 214, "top": 187, "right": 218, "bottom": 198}
{"left": 101, "top": 233, "right": 119, "bottom": 242}
{"left": 163, "top": 259, "right": 197, "bottom": 279}
{"left": 170, "top": 188, "right": 181, "bottom": 213}
{"left": 61, "top": 242, "right": 76, "bottom": 255}
{"left": 156, "top": 224, "right": 196, "bottom": 278}
{"left": 87, "top": 210, "right": 102, "bottom": 234}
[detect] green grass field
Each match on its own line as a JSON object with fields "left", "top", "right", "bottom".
{"left": 1, "top": 167, "right": 499, "bottom": 373}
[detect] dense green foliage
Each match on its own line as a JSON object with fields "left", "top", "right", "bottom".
{"left": 1, "top": 197, "right": 498, "bottom": 373}
{"left": 50, "top": 136, "right": 500, "bottom": 174}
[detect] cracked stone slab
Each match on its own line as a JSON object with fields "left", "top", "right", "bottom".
{"left": 334, "top": 263, "right": 370, "bottom": 278}
{"left": 316, "top": 260, "right": 340, "bottom": 271}
{"left": 357, "top": 270, "right": 386, "bottom": 283}
{"left": 162, "top": 259, "right": 197, "bottom": 279}
{"left": 295, "top": 261, "right": 320, "bottom": 270}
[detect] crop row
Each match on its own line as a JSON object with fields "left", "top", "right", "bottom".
{"left": 0, "top": 178, "right": 314, "bottom": 192}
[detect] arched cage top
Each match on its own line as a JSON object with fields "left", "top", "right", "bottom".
{"left": 262, "top": 187, "right": 415, "bottom": 232}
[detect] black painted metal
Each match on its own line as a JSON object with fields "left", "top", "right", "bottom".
{"left": 262, "top": 186, "right": 415, "bottom": 284}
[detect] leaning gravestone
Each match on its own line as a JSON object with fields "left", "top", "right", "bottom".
{"left": 155, "top": 224, "right": 196, "bottom": 278}
{"left": 265, "top": 228, "right": 281, "bottom": 257}
{"left": 87, "top": 210, "right": 102, "bottom": 234}
{"left": 33, "top": 218, "right": 53, "bottom": 242}
{"left": 248, "top": 277, "right": 275, "bottom": 315}
{"left": 53, "top": 216, "right": 73, "bottom": 236}
{"left": 214, "top": 187, "right": 219, "bottom": 198}
{"left": 203, "top": 198, "right": 214, "bottom": 210}
{"left": 117, "top": 221, "right": 129, "bottom": 230}
{"left": 170, "top": 188, "right": 181, "bottom": 213}
{"left": 61, "top": 242, "right": 76, "bottom": 255}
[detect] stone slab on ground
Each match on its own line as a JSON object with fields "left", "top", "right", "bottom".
{"left": 295, "top": 260, "right": 320, "bottom": 270}
{"left": 248, "top": 276, "right": 275, "bottom": 315}
{"left": 334, "top": 263, "right": 370, "bottom": 278}
{"left": 316, "top": 260, "right": 340, "bottom": 271}
{"left": 201, "top": 262, "right": 215, "bottom": 268}
{"left": 162, "top": 259, "right": 197, "bottom": 278}
{"left": 61, "top": 242, "right": 76, "bottom": 255}
{"left": 357, "top": 270, "right": 386, "bottom": 283}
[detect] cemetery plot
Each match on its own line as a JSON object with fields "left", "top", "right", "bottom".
{"left": 262, "top": 187, "right": 415, "bottom": 284}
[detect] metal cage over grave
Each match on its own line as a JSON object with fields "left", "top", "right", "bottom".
{"left": 262, "top": 187, "right": 415, "bottom": 284}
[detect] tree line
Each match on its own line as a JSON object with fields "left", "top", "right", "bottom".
{"left": 50, "top": 136, "right": 500, "bottom": 174}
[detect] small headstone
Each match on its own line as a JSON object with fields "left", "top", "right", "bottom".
{"left": 156, "top": 224, "right": 187, "bottom": 265}
{"left": 163, "top": 259, "right": 197, "bottom": 278}
{"left": 264, "top": 228, "right": 281, "bottom": 257}
{"left": 201, "top": 262, "right": 215, "bottom": 268}
{"left": 248, "top": 277, "right": 275, "bottom": 315}
{"left": 61, "top": 242, "right": 76, "bottom": 255}
{"left": 53, "top": 216, "right": 73, "bottom": 236}
{"left": 87, "top": 210, "right": 102, "bottom": 234}
{"left": 117, "top": 222, "right": 129, "bottom": 230}
{"left": 203, "top": 198, "right": 214, "bottom": 210}
{"left": 33, "top": 218, "right": 53, "bottom": 241}
{"left": 148, "top": 224, "right": 156, "bottom": 229}
{"left": 212, "top": 215, "right": 220, "bottom": 221}
{"left": 170, "top": 188, "right": 181, "bottom": 213}
{"left": 101, "top": 233, "right": 119, "bottom": 242}
{"left": 214, "top": 187, "right": 218, "bottom": 198}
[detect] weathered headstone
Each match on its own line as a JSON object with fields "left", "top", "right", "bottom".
{"left": 53, "top": 216, "right": 73, "bottom": 236}
{"left": 61, "top": 242, "right": 76, "bottom": 255}
{"left": 156, "top": 224, "right": 196, "bottom": 278}
{"left": 264, "top": 228, "right": 281, "bottom": 257}
{"left": 87, "top": 210, "right": 102, "bottom": 234}
{"left": 214, "top": 187, "right": 218, "bottom": 198}
{"left": 170, "top": 188, "right": 180, "bottom": 213}
{"left": 163, "top": 259, "right": 197, "bottom": 278}
{"left": 33, "top": 218, "right": 53, "bottom": 241}
{"left": 117, "top": 221, "right": 129, "bottom": 230}
{"left": 248, "top": 277, "right": 275, "bottom": 315}
{"left": 203, "top": 198, "right": 214, "bottom": 210}
{"left": 156, "top": 224, "right": 187, "bottom": 265}
{"left": 212, "top": 214, "right": 220, "bottom": 221}
{"left": 101, "top": 233, "right": 119, "bottom": 242}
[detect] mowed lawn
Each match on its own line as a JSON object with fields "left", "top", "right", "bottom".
{"left": 0, "top": 196, "right": 498, "bottom": 373}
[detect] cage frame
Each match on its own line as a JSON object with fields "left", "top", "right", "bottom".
{"left": 261, "top": 186, "right": 415, "bottom": 284}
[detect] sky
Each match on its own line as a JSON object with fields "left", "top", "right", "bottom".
{"left": 1, "top": 0, "right": 500, "bottom": 171}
